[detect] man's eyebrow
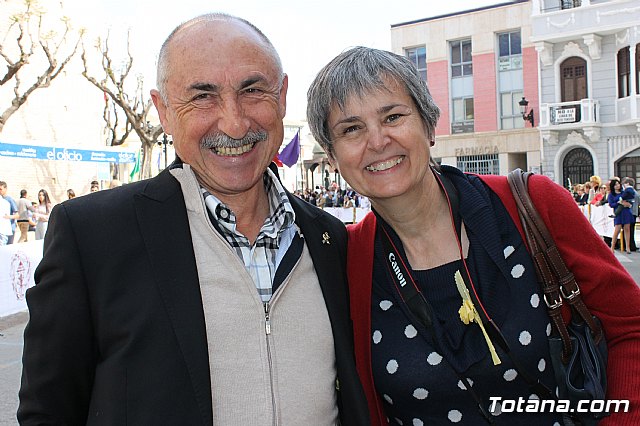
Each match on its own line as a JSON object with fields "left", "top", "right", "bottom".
{"left": 189, "top": 83, "right": 218, "bottom": 93}
{"left": 239, "top": 76, "right": 265, "bottom": 90}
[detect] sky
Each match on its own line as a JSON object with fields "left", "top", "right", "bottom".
{"left": 63, "top": 0, "right": 502, "bottom": 121}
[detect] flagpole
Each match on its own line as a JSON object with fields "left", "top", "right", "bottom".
{"left": 297, "top": 126, "right": 302, "bottom": 191}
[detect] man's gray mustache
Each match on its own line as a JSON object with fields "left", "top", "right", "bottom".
{"left": 200, "top": 130, "right": 268, "bottom": 149}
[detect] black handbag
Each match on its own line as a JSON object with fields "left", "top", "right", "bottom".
{"left": 507, "top": 169, "right": 609, "bottom": 425}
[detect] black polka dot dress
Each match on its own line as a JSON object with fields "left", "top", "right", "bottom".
{"left": 369, "top": 174, "right": 564, "bottom": 425}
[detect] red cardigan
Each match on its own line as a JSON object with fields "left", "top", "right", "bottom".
{"left": 347, "top": 173, "right": 640, "bottom": 426}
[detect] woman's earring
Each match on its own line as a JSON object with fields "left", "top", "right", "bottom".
{"left": 430, "top": 140, "right": 435, "bottom": 147}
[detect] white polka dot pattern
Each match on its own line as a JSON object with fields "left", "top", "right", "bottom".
{"left": 503, "top": 369, "right": 518, "bottom": 381}
{"left": 546, "top": 323, "right": 552, "bottom": 336}
{"left": 384, "top": 394, "right": 393, "bottom": 404}
{"left": 511, "top": 264, "right": 525, "bottom": 278}
{"left": 413, "top": 388, "right": 429, "bottom": 399}
{"left": 519, "top": 330, "right": 532, "bottom": 345}
{"left": 427, "top": 352, "right": 443, "bottom": 366}
{"left": 503, "top": 245, "right": 515, "bottom": 258}
{"left": 387, "top": 359, "right": 399, "bottom": 374}
{"left": 380, "top": 300, "right": 393, "bottom": 311}
{"left": 413, "top": 419, "right": 423, "bottom": 426}
{"left": 530, "top": 294, "right": 540, "bottom": 308}
{"left": 394, "top": 418, "right": 403, "bottom": 425}
{"left": 490, "top": 401, "right": 502, "bottom": 416}
{"left": 405, "top": 324, "right": 418, "bottom": 338}
{"left": 538, "top": 358, "right": 546, "bottom": 372}
{"left": 448, "top": 409, "right": 463, "bottom": 422}
{"left": 373, "top": 330, "right": 382, "bottom": 344}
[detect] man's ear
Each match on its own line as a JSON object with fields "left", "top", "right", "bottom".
{"left": 151, "top": 89, "right": 172, "bottom": 134}
{"left": 278, "top": 74, "right": 288, "bottom": 119}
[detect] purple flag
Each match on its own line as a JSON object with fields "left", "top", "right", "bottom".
{"left": 278, "top": 130, "right": 300, "bottom": 167}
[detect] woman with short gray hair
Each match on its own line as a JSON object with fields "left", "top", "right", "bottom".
{"left": 307, "top": 46, "right": 640, "bottom": 425}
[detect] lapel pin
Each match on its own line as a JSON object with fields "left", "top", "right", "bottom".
{"left": 322, "top": 232, "right": 331, "bottom": 245}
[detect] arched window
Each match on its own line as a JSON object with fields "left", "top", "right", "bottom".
{"left": 563, "top": 147, "right": 594, "bottom": 189}
{"left": 618, "top": 47, "right": 630, "bottom": 98}
{"left": 560, "top": 57, "right": 587, "bottom": 102}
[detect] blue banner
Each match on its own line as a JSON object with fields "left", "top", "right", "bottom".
{"left": 0, "top": 142, "right": 137, "bottom": 164}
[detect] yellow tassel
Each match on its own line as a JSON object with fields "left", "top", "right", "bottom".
{"left": 455, "top": 271, "right": 501, "bottom": 366}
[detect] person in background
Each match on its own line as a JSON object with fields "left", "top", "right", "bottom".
{"left": 609, "top": 178, "right": 635, "bottom": 254}
{"left": 66, "top": 189, "right": 75, "bottom": 200}
{"left": 306, "top": 45, "right": 640, "bottom": 425}
{"left": 575, "top": 183, "right": 588, "bottom": 205}
{"left": 0, "top": 186, "right": 17, "bottom": 246}
{"left": 33, "top": 189, "right": 52, "bottom": 241}
{"left": 0, "top": 181, "right": 18, "bottom": 244}
{"left": 622, "top": 177, "right": 638, "bottom": 252}
{"left": 588, "top": 175, "right": 601, "bottom": 203}
{"left": 18, "top": 13, "right": 369, "bottom": 426}
{"left": 27, "top": 202, "right": 37, "bottom": 234}
{"left": 16, "top": 189, "right": 34, "bottom": 243}
{"left": 89, "top": 180, "right": 100, "bottom": 193}
{"left": 591, "top": 182, "right": 607, "bottom": 205}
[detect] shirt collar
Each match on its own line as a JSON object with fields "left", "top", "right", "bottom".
{"left": 201, "top": 168, "right": 295, "bottom": 238}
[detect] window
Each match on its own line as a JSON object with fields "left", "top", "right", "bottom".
{"left": 498, "top": 31, "right": 522, "bottom": 71}
{"left": 500, "top": 91, "right": 524, "bottom": 130}
{"left": 457, "top": 154, "right": 500, "bottom": 175}
{"left": 453, "top": 98, "right": 474, "bottom": 122}
{"left": 498, "top": 30, "right": 523, "bottom": 130}
{"left": 451, "top": 39, "right": 472, "bottom": 77}
{"left": 405, "top": 47, "right": 427, "bottom": 81}
{"left": 561, "top": 0, "right": 581, "bottom": 9}
{"left": 451, "top": 97, "right": 474, "bottom": 133}
{"left": 560, "top": 57, "right": 587, "bottom": 102}
{"left": 618, "top": 47, "right": 630, "bottom": 98}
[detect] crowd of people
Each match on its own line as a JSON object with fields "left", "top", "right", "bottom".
{"left": 0, "top": 184, "right": 51, "bottom": 245}
{"left": 292, "top": 185, "right": 370, "bottom": 210}
{"left": 0, "top": 179, "right": 124, "bottom": 246}
{"left": 571, "top": 175, "right": 640, "bottom": 252}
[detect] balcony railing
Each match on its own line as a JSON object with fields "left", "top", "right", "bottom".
{"left": 539, "top": 99, "right": 599, "bottom": 128}
{"left": 539, "top": 99, "right": 601, "bottom": 143}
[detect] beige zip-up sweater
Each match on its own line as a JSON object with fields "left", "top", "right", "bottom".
{"left": 171, "top": 165, "right": 338, "bottom": 425}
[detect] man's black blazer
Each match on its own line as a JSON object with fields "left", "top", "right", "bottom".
{"left": 18, "top": 165, "right": 370, "bottom": 425}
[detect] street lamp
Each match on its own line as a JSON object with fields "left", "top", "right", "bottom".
{"left": 157, "top": 133, "right": 173, "bottom": 170}
{"left": 519, "top": 97, "right": 535, "bottom": 127}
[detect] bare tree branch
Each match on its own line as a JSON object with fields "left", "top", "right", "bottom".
{"left": 0, "top": 0, "right": 82, "bottom": 132}
{"left": 81, "top": 30, "right": 163, "bottom": 179}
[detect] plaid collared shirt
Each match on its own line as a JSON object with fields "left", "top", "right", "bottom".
{"left": 201, "top": 168, "right": 296, "bottom": 303}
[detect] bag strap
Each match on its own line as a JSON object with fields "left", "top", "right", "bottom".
{"left": 506, "top": 169, "right": 604, "bottom": 362}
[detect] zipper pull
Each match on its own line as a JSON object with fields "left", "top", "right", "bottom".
{"left": 264, "top": 302, "right": 271, "bottom": 335}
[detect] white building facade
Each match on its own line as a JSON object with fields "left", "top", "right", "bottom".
{"left": 532, "top": 0, "right": 640, "bottom": 186}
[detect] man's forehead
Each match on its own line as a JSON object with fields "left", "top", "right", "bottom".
{"left": 170, "top": 19, "right": 268, "bottom": 56}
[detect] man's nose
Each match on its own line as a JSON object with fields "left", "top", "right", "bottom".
{"left": 217, "top": 98, "right": 251, "bottom": 140}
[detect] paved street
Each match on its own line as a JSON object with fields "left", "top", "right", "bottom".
{"left": 0, "top": 312, "right": 27, "bottom": 426}
{"left": 1, "top": 253, "right": 638, "bottom": 425}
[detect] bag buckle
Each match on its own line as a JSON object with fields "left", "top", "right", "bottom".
{"left": 544, "top": 294, "right": 563, "bottom": 309}
{"left": 560, "top": 286, "right": 581, "bottom": 301}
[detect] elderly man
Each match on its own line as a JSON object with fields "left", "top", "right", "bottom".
{"left": 18, "top": 14, "right": 369, "bottom": 425}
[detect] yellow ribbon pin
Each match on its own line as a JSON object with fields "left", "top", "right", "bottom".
{"left": 455, "top": 270, "right": 501, "bottom": 366}
{"left": 322, "top": 232, "right": 330, "bottom": 244}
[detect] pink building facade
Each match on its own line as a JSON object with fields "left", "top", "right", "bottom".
{"left": 391, "top": 0, "right": 541, "bottom": 175}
